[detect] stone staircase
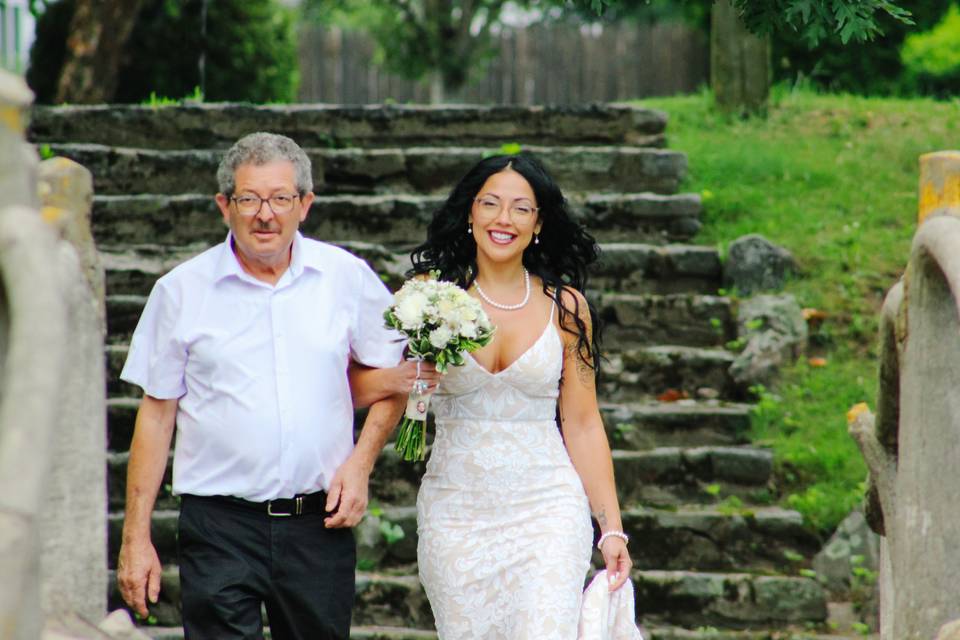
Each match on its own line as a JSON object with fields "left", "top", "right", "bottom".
{"left": 30, "top": 104, "right": 834, "bottom": 639}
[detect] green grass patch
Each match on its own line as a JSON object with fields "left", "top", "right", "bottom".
{"left": 637, "top": 87, "right": 958, "bottom": 534}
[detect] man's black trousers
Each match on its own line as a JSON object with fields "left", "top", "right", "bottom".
{"left": 178, "top": 494, "right": 356, "bottom": 640}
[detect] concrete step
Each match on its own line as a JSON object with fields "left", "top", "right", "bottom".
{"left": 600, "top": 400, "right": 752, "bottom": 450}
{"left": 30, "top": 103, "right": 668, "bottom": 150}
{"left": 100, "top": 241, "right": 721, "bottom": 305}
{"left": 601, "top": 346, "right": 741, "bottom": 402}
{"left": 48, "top": 143, "right": 687, "bottom": 196}
{"left": 89, "top": 191, "right": 701, "bottom": 249}
{"left": 109, "top": 501, "right": 816, "bottom": 575}
{"left": 107, "top": 566, "right": 826, "bottom": 631}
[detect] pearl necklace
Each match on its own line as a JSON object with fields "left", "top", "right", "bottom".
{"left": 473, "top": 268, "right": 531, "bottom": 311}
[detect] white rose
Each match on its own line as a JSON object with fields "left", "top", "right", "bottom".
{"left": 460, "top": 321, "right": 478, "bottom": 339}
{"left": 395, "top": 292, "right": 428, "bottom": 330}
{"left": 429, "top": 325, "right": 453, "bottom": 349}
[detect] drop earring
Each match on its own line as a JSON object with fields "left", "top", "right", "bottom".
{"left": 468, "top": 224, "right": 472, "bottom": 235}
{"left": 534, "top": 233, "right": 540, "bottom": 245}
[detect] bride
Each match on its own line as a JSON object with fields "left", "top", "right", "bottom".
{"left": 351, "top": 153, "right": 632, "bottom": 639}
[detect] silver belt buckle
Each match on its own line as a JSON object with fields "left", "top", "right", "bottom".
{"left": 266, "top": 496, "right": 304, "bottom": 517}
{"left": 267, "top": 500, "right": 292, "bottom": 517}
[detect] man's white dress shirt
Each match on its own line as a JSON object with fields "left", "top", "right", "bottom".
{"left": 121, "top": 232, "right": 404, "bottom": 501}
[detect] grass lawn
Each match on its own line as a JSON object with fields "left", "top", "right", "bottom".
{"left": 637, "top": 87, "right": 960, "bottom": 533}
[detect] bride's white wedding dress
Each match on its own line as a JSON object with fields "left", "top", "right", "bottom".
{"left": 417, "top": 310, "right": 594, "bottom": 639}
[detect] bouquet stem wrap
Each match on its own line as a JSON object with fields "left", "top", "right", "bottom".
{"left": 394, "top": 358, "right": 433, "bottom": 461}
{"left": 384, "top": 273, "right": 495, "bottom": 462}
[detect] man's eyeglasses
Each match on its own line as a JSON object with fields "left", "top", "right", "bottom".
{"left": 474, "top": 196, "right": 539, "bottom": 220}
{"left": 230, "top": 193, "right": 301, "bottom": 216}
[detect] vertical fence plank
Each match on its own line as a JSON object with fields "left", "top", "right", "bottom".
{"left": 296, "top": 22, "right": 707, "bottom": 104}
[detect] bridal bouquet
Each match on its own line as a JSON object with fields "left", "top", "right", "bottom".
{"left": 384, "top": 273, "right": 495, "bottom": 461}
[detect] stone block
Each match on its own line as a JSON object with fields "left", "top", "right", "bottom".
{"left": 723, "top": 234, "right": 796, "bottom": 296}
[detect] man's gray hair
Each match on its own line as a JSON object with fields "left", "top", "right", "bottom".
{"left": 217, "top": 132, "right": 314, "bottom": 196}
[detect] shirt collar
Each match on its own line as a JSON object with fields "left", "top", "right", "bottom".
{"left": 214, "top": 231, "right": 322, "bottom": 285}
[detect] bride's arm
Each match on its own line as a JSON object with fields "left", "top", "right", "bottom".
{"left": 348, "top": 361, "right": 440, "bottom": 409}
{"left": 556, "top": 288, "right": 632, "bottom": 592}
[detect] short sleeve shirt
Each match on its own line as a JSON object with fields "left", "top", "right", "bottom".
{"left": 120, "top": 232, "right": 404, "bottom": 501}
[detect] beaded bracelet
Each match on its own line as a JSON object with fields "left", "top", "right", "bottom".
{"left": 596, "top": 530, "right": 629, "bottom": 551}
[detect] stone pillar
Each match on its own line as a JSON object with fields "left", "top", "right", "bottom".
{"left": 918, "top": 151, "right": 960, "bottom": 223}
{"left": 0, "top": 70, "right": 68, "bottom": 640}
{"left": 37, "top": 157, "right": 108, "bottom": 623}
{"left": 850, "top": 150, "right": 960, "bottom": 639}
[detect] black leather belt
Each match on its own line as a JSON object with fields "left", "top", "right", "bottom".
{"left": 190, "top": 491, "right": 329, "bottom": 517}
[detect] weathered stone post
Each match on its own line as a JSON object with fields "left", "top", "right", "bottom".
{"left": 0, "top": 71, "right": 68, "bottom": 640}
{"left": 849, "top": 150, "right": 960, "bottom": 639}
{"left": 37, "top": 156, "right": 108, "bottom": 624}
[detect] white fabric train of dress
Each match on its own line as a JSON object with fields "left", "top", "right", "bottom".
{"left": 416, "top": 315, "right": 595, "bottom": 639}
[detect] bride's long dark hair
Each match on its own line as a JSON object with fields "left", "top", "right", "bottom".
{"left": 410, "top": 153, "right": 602, "bottom": 374}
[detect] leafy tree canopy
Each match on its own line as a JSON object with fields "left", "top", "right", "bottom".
{"left": 586, "top": 0, "right": 913, "bottom": 45}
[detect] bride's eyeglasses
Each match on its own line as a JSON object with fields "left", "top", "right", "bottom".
{"left": 474, "top": 196, "right": 539, "bottom": 220}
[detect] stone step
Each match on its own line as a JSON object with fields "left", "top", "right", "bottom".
{"left": 108, "top": 501, "right": 816, "bottom": 575}
{"left": 634, "top": 570, "right": 827, "bottom": 629}
{"left": 109, "top": 397, "right": 753, "bottom": 456}
{"left": 104, "top": 446, "right": 425, "bottom": 512}
{"left": 613, "top": 445, "right": 773, "bottom": 506}
{"left": 601, "top": 346, "right": 740, "bottom": 402}
{"left": 30, "top": 103, "right": 668, "bottom": 150}
{"left": 107, "top": 567, "right": 437, "bottom": 630}
{"left": 107, "top": 566, "right": 826, "bottom": 631}
{"left": 102, "top": 288, "right": 729, "bottom": 354}
{"left": 601, "top": 292, "right": 733, "bottom": 347}
{"left": 141, "top": 626, "right": 439, "bottom": 640}
{"left": 47, "top": 143, "right": 687, "bottom": 196}
{"left": 89, "top": 191, "right": 701, "bottom": 250}
{"left": 593, "top": 243, "right": 721, "bottom": 294}
{"left": 105, "top": 442, "right": 772, "bottom": 513}
{"left": 600, "top": 400, "right": 752, "bottom": 450}
{"left": 353, "top": 503, "right": 817, "bottom": 574}
{"left": 645, "top": 626, "right": 847, "bottom": 639}
{"left": 100, "top": 241, "right": 722, "bottom": 305}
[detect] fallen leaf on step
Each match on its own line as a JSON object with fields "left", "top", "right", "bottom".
{"left": 808, "top": 357, "right": 828, "bottom": 367}
{"left": 657, "top": 388, "right": 689, "bottom": 402}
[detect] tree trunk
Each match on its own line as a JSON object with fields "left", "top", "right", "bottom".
{"left": 55, "top": 0, "right": 145, "bottom": 104}
{"left": 710, "top": 0, "right": 771, "bottom": 115}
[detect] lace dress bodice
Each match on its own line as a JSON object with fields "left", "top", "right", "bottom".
{"left": 416, "top": 318, "right": 594, "bottom": 639}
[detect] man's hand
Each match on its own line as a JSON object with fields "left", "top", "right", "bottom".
{"left": 117, "top": 537, "right": 163, "bottom": 618}
{"left": 324, "top": 453, "right": 370, "bottom": 528}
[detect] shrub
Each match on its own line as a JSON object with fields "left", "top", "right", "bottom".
{"left": 901, "top": 4, "right": 960, "bottom": 97}
{"left": 772, "top": 0, "right": 953, "bottom": 95}
{"left": 27, "top": 0, "right": 299, "bottom": 104}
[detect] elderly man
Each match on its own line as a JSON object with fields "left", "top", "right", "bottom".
{"left": 117, "top": 132, "right": 406, "bottom": 639}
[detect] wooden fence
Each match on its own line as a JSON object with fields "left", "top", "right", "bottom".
{"left": 298, "top": 22, "right": 708, "bottom": 105}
